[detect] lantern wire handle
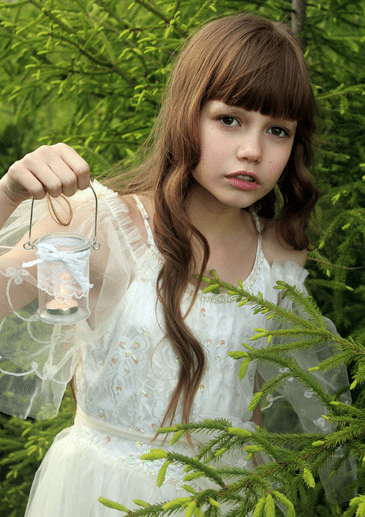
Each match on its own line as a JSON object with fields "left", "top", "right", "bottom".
{"left": 23, "top": 184, "right": 100, "bottom": 251}
{"left": 90, "top": 184, "right": 100, "bottom": 250}
{"left": 23, "top": 199, "right": 36, "bottom": 250}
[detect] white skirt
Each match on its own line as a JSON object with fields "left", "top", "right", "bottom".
{"left": 25, "top": 410, "right": 196, "bottom": 517}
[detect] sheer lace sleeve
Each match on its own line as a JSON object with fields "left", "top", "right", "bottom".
{"left": 258, "top": 260, "right": 355, "bottom": 504}
{"left": 260, "top": 260, "right": 350, "bottom": 431}
{"left": 0, "top": 181, "right": 143, "bottom": 420}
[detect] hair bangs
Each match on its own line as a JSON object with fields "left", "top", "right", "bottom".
{"left": 204, "top": 27, "right": 314, "bottom": 123}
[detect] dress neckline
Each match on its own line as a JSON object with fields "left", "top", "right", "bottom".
{"left": 132, "top": 195, "right": 265, "bottom": 299}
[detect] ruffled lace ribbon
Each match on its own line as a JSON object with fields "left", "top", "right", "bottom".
{"left": 22, "top": 242, "right": 93, "bottom": 293}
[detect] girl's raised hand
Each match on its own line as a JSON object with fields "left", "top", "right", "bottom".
{"left": 0, "top": 143, "right": 90, "bottom": 207}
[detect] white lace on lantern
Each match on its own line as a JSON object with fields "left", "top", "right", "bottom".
{"left": 23, "top": 239, "right": 93, "bottom": 300}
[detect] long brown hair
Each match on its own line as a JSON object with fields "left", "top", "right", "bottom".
{"left": 107, "top": 13, "right": 319, "bottom": 428}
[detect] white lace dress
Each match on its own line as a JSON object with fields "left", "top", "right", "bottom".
{"left": 0, "top": 182, "right": 351, "bottom": 516}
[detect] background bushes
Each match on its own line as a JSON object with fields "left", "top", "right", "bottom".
{"left": 0, "top": 0, "right": 364, "bottom": 515}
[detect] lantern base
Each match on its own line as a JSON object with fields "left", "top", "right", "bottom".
{"left": 38, "top": 306, "right": 90, "bottom": 325}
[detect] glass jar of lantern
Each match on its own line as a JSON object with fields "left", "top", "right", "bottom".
{"left": 23, "top": 186, "right": 100, "bottom": 325}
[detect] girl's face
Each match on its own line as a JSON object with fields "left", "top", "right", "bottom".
{"left": 192, "top": 100, "right": 297, "bottom": 210}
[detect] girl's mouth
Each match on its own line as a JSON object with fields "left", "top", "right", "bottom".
{"left": 225, "top": 171, "right": 261, "bottom": 190}
{"left": 226, "top": 175, "right": 261, "bottom": 191}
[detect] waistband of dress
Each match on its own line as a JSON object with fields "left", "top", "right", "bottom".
{"left": 75, "top": 406, "right": 187, "bottom": 447}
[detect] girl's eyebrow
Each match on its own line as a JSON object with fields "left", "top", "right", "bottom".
{"left": 270, "top": 116, "right": 297, "bottom": 127}
{"left": 272, "top": 119, "right": 297, "bottom": 131}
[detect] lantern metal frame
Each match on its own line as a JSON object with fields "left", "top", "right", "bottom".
{"left": 23, "top": 184, "right": 100, "bottom": 252}
{"left": 23, "top": 185, "right": 100, "bottom": 325}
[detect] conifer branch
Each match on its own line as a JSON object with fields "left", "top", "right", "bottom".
{"left": 132, "top": 0, "right": 188, "bottom": 37}
{"left": 317, "top": 84, "right": 365, "bottom": 101}
{"left": 184, "top": 0, "right": 217, "bottom": 31}
{"left": 27, "top": 0, "right": 134, "bottom": 84}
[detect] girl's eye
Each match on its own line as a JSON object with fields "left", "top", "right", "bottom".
{"left": 268, "top": 126, "right": 288, "bottom": 138}
{"left": 219, "top": 116, "right": 240, "bottom": 127}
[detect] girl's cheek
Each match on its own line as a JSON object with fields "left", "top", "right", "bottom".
{"left": 269, "top": 163, "right": 284, "bottom": 175}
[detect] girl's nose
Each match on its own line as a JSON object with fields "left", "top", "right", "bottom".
{"left": 236, "top": 134, "right": 263, "bottom": 163}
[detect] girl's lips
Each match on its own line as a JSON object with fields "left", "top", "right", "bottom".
{"left": 226, "top": 176, "right": 261, "bottom": 191}
{"left": 225, "top": 172, "right": 261, "bottom": 191}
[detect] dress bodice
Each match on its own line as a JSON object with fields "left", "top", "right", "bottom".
{"left": 75, "top": 193, "right": 290, "bottom": 434}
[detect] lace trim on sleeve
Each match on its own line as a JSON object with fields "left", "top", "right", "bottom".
{"left": 270, "top": 259, "right": 309, "bottom": 293}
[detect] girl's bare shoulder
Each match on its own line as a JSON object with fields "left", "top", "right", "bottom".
{"left": 120, "top": 192, "right": 154, "bottom": 218}
{"left": 260, "top": 218, "right": 307, "bottom": 268}
{"left": 118, "top": 192, "right": 155, "bottom": 240}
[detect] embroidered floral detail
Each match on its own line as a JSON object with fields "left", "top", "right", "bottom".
{"left": 261, "top": 394, "right": 285, "bottom": 411}
{"left": 313, "top": 417, "right": 327, "bottom": 429}
{"left": 304, "top": 390, "right": 315, "bottom": 398}
{"left": 279, "top": 367, "right": 294, "bottom": 382}
{"left": 43, "top": 364, "right": 58, "bottom": 380}
{"left": 135, "top": 247, "right": 162, "bottom": 281}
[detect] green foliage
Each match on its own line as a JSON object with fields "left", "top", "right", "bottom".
{"left": 0, "top": 0, "right": 364, "bottom": 515}
{"left": 99, "top": 276, "right": 365, "bottom": 516}
{"left": 0, "top": 389, "right": 74, "bottom": 516}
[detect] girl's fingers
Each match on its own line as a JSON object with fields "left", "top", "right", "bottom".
{"left": 51, "top": 143, "right": 90, "bottom": 192}
{"left": 5, "top": 144, "right": 90, "bottom": 203}
{"left": 5, "top": 160, "right": 57, "bottom": 201}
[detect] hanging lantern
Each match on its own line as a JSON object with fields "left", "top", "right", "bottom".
{"left": 22, "top": 185, "right": 100, "bottom": 325}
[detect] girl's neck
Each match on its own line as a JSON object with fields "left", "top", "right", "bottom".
{"left": 186, "top": 183, "right": 259, "bottom": 288}
{"left": 185, "top": 183, "right": 254, "bottom": 242}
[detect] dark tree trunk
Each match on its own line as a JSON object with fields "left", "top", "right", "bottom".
{"left": 292, "top": 0, "right": 307, "bottom": 51}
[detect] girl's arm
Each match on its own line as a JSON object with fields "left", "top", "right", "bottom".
{"left": 251, "top": 403, "right": 263, "bottom": 428}
{"left": 0, "top": 144, "right": 90, "bottom": 318}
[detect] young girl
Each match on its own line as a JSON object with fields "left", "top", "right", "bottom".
{"left": 0, "top": 12, "right": 352, "bottom": 516}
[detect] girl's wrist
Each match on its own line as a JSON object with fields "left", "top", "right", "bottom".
{"left": 0, "top": 177, "right": 27, "bottom": 228}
